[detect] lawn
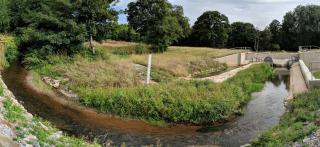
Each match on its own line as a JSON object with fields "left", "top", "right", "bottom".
{"left": 252, "top": 89, "right": 320, "bottom": 146}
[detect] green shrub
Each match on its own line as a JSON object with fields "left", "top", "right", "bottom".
{"left": 76, "top": 64, "right": 272, "bottom": 124}
{"left": 252, "top": 89, "right": 320, "bottom": 146}
{"left": 0, "top": 35, "right": 19, "bottom": 68}
{"left": 112, "top": 43, "right": 149, "bottom": 56}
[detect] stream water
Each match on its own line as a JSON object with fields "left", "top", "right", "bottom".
{"left": 3, "top": 63, "right": 289, "bottom": 147}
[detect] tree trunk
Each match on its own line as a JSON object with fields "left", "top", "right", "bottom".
{"left": 89, "top": 35, "right": 96, "bottom": 54}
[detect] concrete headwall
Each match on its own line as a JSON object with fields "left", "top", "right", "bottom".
{"left": 299, "top": 51, "right": 320, "bottom": 71}
{"left": 214, "top": 53, "right": 247, "bottom": 66}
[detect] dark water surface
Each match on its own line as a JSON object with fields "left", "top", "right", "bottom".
{"left": 3, "top": 63, "right": 289, "bottom": 147}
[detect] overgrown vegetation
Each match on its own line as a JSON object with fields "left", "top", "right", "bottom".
{"left": 252, "top": 89, "right": 320, "bottom": 146}
{"left": 35, "top": 58, "right": 272, "bottom": 124}
{"left": 2, "top": 98, "right": 99, "bottom": 146}
{"left": 314, "top": 71, "right": 320, "bottom": 79}
{"left": 0, "top": 35, "right": 18, "bottom": 70}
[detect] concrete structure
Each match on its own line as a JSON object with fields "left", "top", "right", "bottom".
{"left": 214, "top": 52, "right": 248, "bottom": 67}
{"left": 289, "top": 62, "right": 308, "bottom": 98}
{"left": 299, "top": 60, "right": 320, "bottom": 89}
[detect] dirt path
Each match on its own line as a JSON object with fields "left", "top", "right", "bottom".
{"left": 184, "top": 63, "right": 259, "bottom": 83}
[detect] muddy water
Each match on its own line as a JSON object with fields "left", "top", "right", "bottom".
{"left": 3, "top": 63, "right": 289, "bottom": 147}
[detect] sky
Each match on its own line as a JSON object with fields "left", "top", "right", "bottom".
{"left": 113, "top": 0, "right": 320, "bottom": 30}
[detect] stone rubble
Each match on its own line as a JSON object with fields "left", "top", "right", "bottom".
{"left": 293, "top": 129, "right": 320, "bottom": 147}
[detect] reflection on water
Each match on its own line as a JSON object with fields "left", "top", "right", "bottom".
{"left": 3, "top": 64, "right": 289, "bottom": 147}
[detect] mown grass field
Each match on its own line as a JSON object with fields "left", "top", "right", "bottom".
{"left": 252, "top": 89, "right": 320, "bottom": 146}
{"left": 34, "top": 41, "right": 272, "bottom": 124}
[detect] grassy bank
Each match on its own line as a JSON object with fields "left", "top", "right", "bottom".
{"left": 35, "top": 59, "right": 272, "bottom": 124}
{"left": 252, "top": 89, "right": 320, "bottom": 146}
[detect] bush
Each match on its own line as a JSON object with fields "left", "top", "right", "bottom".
{"left": 0, "top": 35, "right": 19, "bottom": 69}
{"left": 75, "top": 64, "right": 272, "bottom": 124}
{"left": 112, "top": 43, "right": 149, "bottom": 56}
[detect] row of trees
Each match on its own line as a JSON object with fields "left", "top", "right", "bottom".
{"left": 1, "top": 0, "right": 320, "bottom": 57}
{"left": 124, "top": 1, "right": 320, "bottom": 52}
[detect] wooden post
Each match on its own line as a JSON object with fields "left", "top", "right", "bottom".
{"left": 89, "top": 35, "right": 96, "bottom": 54}
{"left": 146, "top": 54, "right": 152, "bottom": 85}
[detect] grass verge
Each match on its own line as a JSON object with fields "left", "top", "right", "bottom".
{"left": 252, "top": 89, "right": 320, "bottom": 146}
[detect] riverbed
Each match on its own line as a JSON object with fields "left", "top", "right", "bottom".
{"left": 3, "top": 63, "right": 289, "bottom": 146}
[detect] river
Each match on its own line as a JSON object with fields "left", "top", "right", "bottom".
{"left": 3, "top": 63, "right": 289, "bottom": 147}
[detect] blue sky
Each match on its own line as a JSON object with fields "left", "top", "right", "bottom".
{"left": 113, "top": 0, "right": 320, "bottom": 30}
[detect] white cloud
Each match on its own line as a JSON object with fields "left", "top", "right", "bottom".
{"left": 115, "top": 0, "right": 320, "bottom": 29}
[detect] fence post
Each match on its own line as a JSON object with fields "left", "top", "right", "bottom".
{"left": 146, "top": 54, "right": 152, "bottom": 85}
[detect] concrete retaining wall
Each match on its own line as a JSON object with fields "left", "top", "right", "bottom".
{"left": 299, "top": 51, "right": 320, "bottom": 71}
{"left": 299, "top": 60, "right": 320, "bottom": 89}
{"left": 214, "top": 53, "right": 247, "bottom": 66}
{"left": 245, "top": 52, "right": 298, "bottom": 61}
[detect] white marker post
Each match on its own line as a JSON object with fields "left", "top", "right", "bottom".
{"left": 146, "top": 54, "right": 152, "bottom": 85}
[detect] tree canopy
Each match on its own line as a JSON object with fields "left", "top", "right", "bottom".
{"left": 9, "top": 0, "right": 87, "bottom": 68}
{"left": 0, "top": 0, "right": 10, "bottom": 33}
{"left": 228, "top": 22, "right": 256, "bottom": 48}
{"left": 127, "top": 0, "right": 189, "bottom": 52}
{"left": 190, "top": 11, "right": 230, "bottom": 48}
{"left": 72, "top": 0, "right": 118, "bottom": 53}
{"left": 282, "top": 5, "right": 320, "bottom": 51}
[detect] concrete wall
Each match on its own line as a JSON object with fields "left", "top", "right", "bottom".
{"left": 245, "top": 52, "right": 298, "bottom": 61}
{"left": 214, "top": 53, "right": 247, "bottom": 66}
{"left": 299, "top": 60, "right": 320, "bottom": 89}
{"left": 299, "top": 51, "right": 320, "bottom": 71}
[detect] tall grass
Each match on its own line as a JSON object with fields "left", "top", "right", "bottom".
{"left": 75, "top": 64, "right": 272, "bottom": 124}
{"left": 35, "top": 55, "right": 140, "bottom": 88}
{"left": 252, "top": 89, "right": 320, "bottom": 146}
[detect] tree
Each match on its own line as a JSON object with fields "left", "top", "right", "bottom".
{"left": 269, "top": 19, "right": 281, "bottom": 45}
{"left": 127, "top": 0, "right": 189, "bottom": 52}
{"left": 10, "top": 0, "right": 86, "bottom": 68}
{"left": 190, "top": 11, "right": 230, "bottom": 48}
{"left": 259, "top": 28, "right": 272, "bottom": 51}
{"left": 106, "top": 23, "right": 141, "bottom": 42}
{"left": 72, "top": 0, "right": 118, "bottom": 53}
{"left": 0, "top": 0, "right": 10, "bottom": 33}
{"left": 282, "top": 5, "right": 320, "bottom": 51}
{"left": 228, "top": 22, "right": 256, "bottom": 48}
